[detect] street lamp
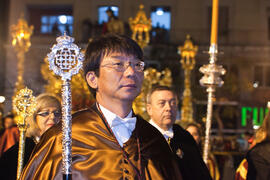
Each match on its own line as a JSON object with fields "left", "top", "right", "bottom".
{"left": 11, "top": 15, "right": 34, "bottom": 96}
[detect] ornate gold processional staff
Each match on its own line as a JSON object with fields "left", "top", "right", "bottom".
{"left": 47, "top": 33, "right": 84, "bottom": 180}
{"left": 199, "top": 0, "right": 226, "bottom": 163}
{"left": 13, "top": 87, "right": 36, "bottom": 180}
{"left": 178, "top": 35, "right": 198, "bottom": 126}
{"left": 129, "top": 4, "right": 152, "bottom": 49}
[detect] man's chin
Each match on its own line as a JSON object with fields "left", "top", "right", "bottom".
{"left": 119, "top": 90, "right": 140, "bottom": 99}
{"left": 120, "top": 95, "right": 138, "bottom": 102}
{"left": 164, "top": 118, "right": 175, "bottom": 125}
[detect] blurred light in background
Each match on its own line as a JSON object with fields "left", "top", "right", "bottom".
{"left": 0, "top": 96, "right": 5, "bottom": 103}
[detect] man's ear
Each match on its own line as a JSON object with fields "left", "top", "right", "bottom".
{"left": 146, "top": 103, "right": 152, "bottom": 116}
{"left": 86, "top": 71, "right": 98, "bottom": 89}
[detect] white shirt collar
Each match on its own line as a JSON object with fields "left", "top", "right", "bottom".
{"left": 149, "top": 119, "right": 174, "bottom": 140}
{"left": 98, "top": 104, "right": 133, "bottom": 126}
{"left": 98, "top": 103, "right": 135, "bottom": 147}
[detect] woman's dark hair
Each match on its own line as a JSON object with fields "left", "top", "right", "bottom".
{"left": 185, "top": 123, "right": 202, "bottom": 137}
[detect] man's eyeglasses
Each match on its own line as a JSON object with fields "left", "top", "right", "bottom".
{"left": 36, "top": 110, "right": 61, "bottom": 118}
{"left": 101, "top": 60, "right": 145, "bottom": 72}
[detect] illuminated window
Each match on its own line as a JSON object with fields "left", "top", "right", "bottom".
{"left": 28, "top": 6, "right": 73, "bottom": 35}
{"left": 98, "top": 6, "right": 119, "bottom": 24}
{"left": 41, "top": 15, "right": 73, "bottom": 35}
{"left": 151, "top": 6, "right": 171, "bottom": 30}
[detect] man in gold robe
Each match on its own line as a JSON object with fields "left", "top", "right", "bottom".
{"left": 21, "top": 34, "right": 182, "bottom": 180}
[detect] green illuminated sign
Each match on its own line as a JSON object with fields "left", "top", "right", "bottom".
{"left": 241, "top": 107, "right": 269, "bottom": 127}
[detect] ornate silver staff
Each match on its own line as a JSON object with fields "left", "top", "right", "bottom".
{"left": 47, "top": 33, "right": 84, "bottom": 179}
{"left": 199, "top": 0, "right": 226, "bottom": 163}
{"left": 13, "top": 87, "right": 36, "bottom": 180}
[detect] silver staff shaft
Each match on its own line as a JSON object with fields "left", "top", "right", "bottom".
{"left": 16, "top": 124, "right": 26, "bottom": 180}
{"left": 62, "top": 79, "right": 72, "bottom": 176}
{"left": 47, "top": 33, "right": 84, "bottom": 179}
{"left": 200, "top": 44, "right": 225, "bottom": 164}
{"left": 203, "top": 86, "right": 215, "bottom": 163}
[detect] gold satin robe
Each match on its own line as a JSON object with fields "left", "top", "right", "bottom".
{"left": 21, "top": 105, "right": 182, "bottom": 180}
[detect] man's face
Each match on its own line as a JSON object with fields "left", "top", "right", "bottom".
{"left": 147, "top": 90, "right": 178, "bottom": 130}
{"left": 36, "top": 106, "right": 61, "bottom": 136}
{"left": 4, "top": 117, "right": 14, "bottom": 129}
{"left": 88, "top": 52, "right": 144, "bottom": 104}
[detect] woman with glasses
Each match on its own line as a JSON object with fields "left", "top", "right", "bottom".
{"left": 0, "top": 93, "right": 61, "bottom": 180}
{"left": 27, "top": 93, "right": 61, "bottom": 142}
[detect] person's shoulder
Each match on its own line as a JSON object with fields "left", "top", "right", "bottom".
{"left": 72, "top": 107, "right": 100, "bottom": 124}
{"left": 173, "top": 124, "right": 193, "bottom": 138}
{"left": 135, "top": 116, "right": 174, "bottom": 155}
{"left": 73, "top": 108, "right": 93, "bottom": 118}
{"left": 172, "top": 123, "right": 184, "bottom": 132}
{"left": 135, "top": 116, "right": 168, "bottom": 141}
{"left": 136, "top": 116, "right": 160, "bottom": 134}
{"left": 249, "top": 140, "right": 270, "bottom": 155}
{"left": 10, "top": 125, "right": 19, "bottom": 131}
{"left": 247, "top": 140, "right": 270, "bottom": 164}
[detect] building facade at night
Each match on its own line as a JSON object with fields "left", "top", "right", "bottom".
{"left": 1, "top": 0, "right": 270, "bottom": 132}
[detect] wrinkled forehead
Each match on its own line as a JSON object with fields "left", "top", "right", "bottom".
{"left": 149, "top": 90, "right": 178, "bottom": 105}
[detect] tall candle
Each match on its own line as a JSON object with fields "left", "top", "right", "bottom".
{"left": 210, "top": 0, "right": 219, "bottom": 44}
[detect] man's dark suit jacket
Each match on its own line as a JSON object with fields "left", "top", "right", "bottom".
{"left": 170, "top": 124, "right": 212, "bottom": 180}
{"left": 0, "top": 137, "right": 36, "bottom": 180}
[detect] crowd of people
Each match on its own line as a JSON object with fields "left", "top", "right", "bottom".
{"left": 0, "top": 34, "right": 269, "bottom": 180}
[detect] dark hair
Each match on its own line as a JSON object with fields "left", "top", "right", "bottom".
{"left": 186, "top": 122, "right": 202, "bottom": 137}
{"left": 146, "top": 85, "right": 178, "bottom": 104}
{"left": 106, "top": 7, "right": 114, "bottom": 14}
{"left": 83, "top": 34, "right": 143, "bottom": 96}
